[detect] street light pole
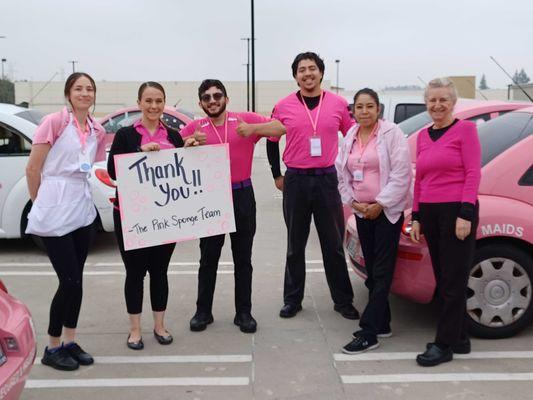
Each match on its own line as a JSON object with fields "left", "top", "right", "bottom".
{"left": 335, "top": 59, "right": 340, "bottom": 94}
{"left": 69, "top": 60, "right": 78, "bottom": 74}
{"left": 1, "top": 59, "right": 6, "bottom": 80}
{"left": 241, "top": 38, "right": 251, "bottom": 111}
{"left": 251, "top": 0, "right": 255, "bottom": 112}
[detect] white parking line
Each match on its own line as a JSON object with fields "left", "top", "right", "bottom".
{"left": 0, "top": 268, "right": 326, "bottom": 276}
{"left": 341, "top": 372, "right": 533, "bottom": 384}
{"left": 34, "top": 354, "right": 252, "bottom": 365}
{"left": 26, "top": 377, "right": 250, "bottom": 388}
{"left": 334, "top": 351, "right": 533, "bottom": 361}
{"left": 0, "top": 260, "right": 326, "bottom": 268}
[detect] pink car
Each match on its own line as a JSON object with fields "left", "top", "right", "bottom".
{"left": 99, "top": 106, "right": 193, "bottom": 150}
{"left": 0, "top": 279, "right": 36, "bottom": 400}
{"left": 345, "top": 104, "right": 533, "bottom": 339}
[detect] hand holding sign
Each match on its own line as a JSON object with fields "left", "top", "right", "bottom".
{"left": 236, "top": 117, "right": 255, "bottom": 138}
{"left": 141, "top": 142, "right": 161, "bottom": 152}
{"left": 193, "top": 126, "right": 207, "bottom": 145}
{"left": 184, "top": 137, "right": 199, "bottom": 147}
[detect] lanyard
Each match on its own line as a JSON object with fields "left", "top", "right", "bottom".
{"left": 356, "top": 121, "right": 379, "bottom": 161}
{"left": 72, "top": 114, "right": 90, "bottom": 151}
{"left": 302, "top": 91, "right": 323, "bottom": 136}
{"left": 207, "top": 113, "right": 228, "bottom": 144}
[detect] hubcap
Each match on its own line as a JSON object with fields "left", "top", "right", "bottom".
{"left": 467, "top": 257, "right": 531, "bottom": 327}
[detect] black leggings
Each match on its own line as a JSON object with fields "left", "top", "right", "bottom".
{"left": 41, "top": 223, "right": 94, "bottom": 337}
{"left": 113, "top": 209, "right": 175, "bottom": 315}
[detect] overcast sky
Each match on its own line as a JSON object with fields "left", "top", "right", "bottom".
{"left": 1, "top": 0, "right": 532, "bottom": 90}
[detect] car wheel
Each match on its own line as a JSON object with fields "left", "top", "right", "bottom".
{"left": 467, "top": 244, "right": 533, "bottom": 339}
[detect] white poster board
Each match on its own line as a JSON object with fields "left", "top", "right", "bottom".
{"left": 114, "top": 144, "right": 235, "bottom": 250}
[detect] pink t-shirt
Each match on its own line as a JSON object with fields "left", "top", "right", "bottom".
{"left": 347, "top": 134, "right": 380, "bottom": 203}
{"left": 271, "top": 90, "right": 354, "bottom": 168}
{"left": 180, "top": 111, "right": 269, "bottom": 183}
{"left": 134, "top": 120, "right": 175, "bottom": 150}
{"left": 413, "top": 119, "right": 481, "bottom": 212}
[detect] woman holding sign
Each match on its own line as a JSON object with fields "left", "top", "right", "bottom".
{"left": 25, "top": 72, "right": 106, "bottom": 370}
{"left": 107, "top": 81, "right": 198, "bottom": 350}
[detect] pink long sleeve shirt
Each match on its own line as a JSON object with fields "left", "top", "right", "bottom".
{"left": 412, "top": 119, "right": 481, "bottom": 212}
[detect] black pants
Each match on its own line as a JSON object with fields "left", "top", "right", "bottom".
{"left": 282, "top": 171, "right": 354, "bottom": 306}
{"left": 113, "top": 209, "right": 175, "bottom": 315}
{"left": 41, "top": 223, "right": 94, "bottom": 337}
{"left": 355, "top": 212, "right": 403, "bottom": 340}
{"left": 419, "top": 202, "right": 479, "bottom": 347}
{"left": 196, "top": 185, "right": 256, "bottom": 314}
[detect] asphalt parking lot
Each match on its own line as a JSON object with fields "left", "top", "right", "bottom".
{"left": 2, "top": 153, "right": 533, "bottom": 400}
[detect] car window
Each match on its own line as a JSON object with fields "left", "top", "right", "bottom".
{"left": 394, "top": 104, "right": 427, "bottom": 124}
{"left": 477, "top": 112, "right": 533, "bottom": 166}
{"left": 467, "top": 113, "right": 491, "bottom": 125}
{"left": 14, "top": 109, "right": 45, "bottom": 125}
{"left": 0, "top": 123, "right": 32, "bottom": 156}
{"left": 518, "top": 165, "right": 533, "bottom": 186}
{"left": 161, "top": 113, "right": 186, "bottom": 132}
{"left": 398, "top": 111, "right": 432, "bottom": 137}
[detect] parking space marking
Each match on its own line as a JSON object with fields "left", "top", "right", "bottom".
{"left": 334, "top": 351, "right": 533, "bottom": 361}
{"left": 0, "top": 260, "right": 325, "bottom": 268}
{"left": 0, "top": 268, "right": 327, "bottom": 276}
{"left": 340, "top": 372, "right": 533, "bottom": 384}
{"left": 34, "top": 354, "right": 252, "bottom": 365}
{"left": 26, "top": 377, "right": 250, "bottom": 388}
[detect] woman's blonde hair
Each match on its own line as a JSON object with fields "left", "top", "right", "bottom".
{"left": 424, "top": 77, "right": 458, "bottom": 102}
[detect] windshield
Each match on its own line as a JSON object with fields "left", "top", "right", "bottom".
{"left": 15, "top": 109, "right": 46, "bottom": 125}
{"left": 477, "top": 111, "right": 533, "bottom": 166}
{"left": 398, "top": 111, "right": 432, "bottom": 137}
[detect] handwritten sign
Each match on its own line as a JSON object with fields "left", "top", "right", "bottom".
{"left": 114, "top": 144, "right": 235, "bottom": 250}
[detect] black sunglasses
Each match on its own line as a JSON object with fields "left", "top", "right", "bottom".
{"left": 200, "top": 92, "right": 224, "bottom": 102}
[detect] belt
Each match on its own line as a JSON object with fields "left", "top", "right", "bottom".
{"left": 232, "top": 178, "right": 252, "bottom": 190}
{"left": 286, "top": 166, "right": 336, "bottom": 175}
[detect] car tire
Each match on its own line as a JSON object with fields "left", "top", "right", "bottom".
{"left": 467, "top": 244, "right": 533, "bottom": 339}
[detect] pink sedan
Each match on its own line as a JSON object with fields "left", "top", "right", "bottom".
{"left": 0, "top": 279, "right": 36, "bottom": 400}
{"left": 345, "top": 105, "right": 533, "bottom": 338}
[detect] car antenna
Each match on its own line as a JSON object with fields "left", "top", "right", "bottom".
{"left": 416, "top": 76, "right": 427, "bottom": 86}
{"left": 173, "top": 99, "right": 182, "bottom": 108}
{"left": 489, "top": 56, "right": 533, "bottom": 102}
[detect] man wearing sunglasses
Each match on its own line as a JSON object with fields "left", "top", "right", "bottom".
{"left": 267, "top": 52, "right": 359, "bottom": 320}
{"left": 180, "top": 79, "right": 286, "bottom": 334}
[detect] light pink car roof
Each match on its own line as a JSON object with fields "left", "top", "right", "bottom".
{"left": 99, "top": 106, "right": 192, "bottom": 124}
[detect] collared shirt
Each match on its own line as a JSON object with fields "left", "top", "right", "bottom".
{"left": 347, "top": 134, "right": 380, "bottom": 203}
{"left": 133, "top": 120, "right": 174, "bottom": 150}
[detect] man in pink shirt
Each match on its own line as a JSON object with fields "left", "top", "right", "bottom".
{"left": 267, "top": 52, "right": 359, "bottom": 319}
{"left": 181, "top": 79, "right": 285, "bottom": 333}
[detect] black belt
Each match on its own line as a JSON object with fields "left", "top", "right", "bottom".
{"left": 232, "top": 178, "right": 252, "bottom": 190}
{"left": 286, "top": 166, "right": 336, "bottom": 175}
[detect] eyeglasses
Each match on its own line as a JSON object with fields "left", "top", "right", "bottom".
{"left": 200, "top": 92, "right": 224, "bottom": 102}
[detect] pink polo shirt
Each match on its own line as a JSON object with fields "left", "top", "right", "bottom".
{"left": 134, "top": 120, "right": 175, "bottom": 150}
{"left": 180, "top": 111, "right": 270, "bottom": 183}
{"left": 347, "top": 133, "right": 380, "bottom": 203}
{"left": 271, "top": 90, "right": 354, "bottom": 168}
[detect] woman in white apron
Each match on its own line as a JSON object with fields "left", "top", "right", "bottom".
{"left": 25, "top": 72, "right": 106, "bottom": 371}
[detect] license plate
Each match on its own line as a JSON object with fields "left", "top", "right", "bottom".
{"left": 346, "top": 234, "right": 363, "bottom": 260}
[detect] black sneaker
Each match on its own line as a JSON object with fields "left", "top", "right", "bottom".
{"left": 41, "top": 346, "right": 79, "bottom": 371}
{"left": 352, "top": 329, "right": 392, "bottom": 339}
{"left": 342, "top": 335, "right": 379, "bottom": 355}
{"left": 64, "top": 342, "right": 94, "bottom": 365}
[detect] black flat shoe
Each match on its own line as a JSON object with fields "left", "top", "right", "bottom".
{"left": 127, "top": 334, "right": 144, "bottom": 350}
{"left": 154, "top": 330, "right": 173, "bottom": 345}
{"left": 334, "top": 304, "right": 360, "bottom": 320}
{"left": 64, "top": 342, "right": 94, "bottom": 365}
{"left": 234, "top": 313, "right": 257, "bottom": 333}
{"left": 426, "top": 338, "right": 471, "bottom": 354}
{"left": 41, "top": 347, "right": 79, "bottom": 371}
{"left": 279, "top": 304, "right": 302, "bottom": 318}
{"left": 416, "top": 343, "right": 453, "bottom": 367}
{"left": 190, "top": 312, "right": 214, "bottom": 332}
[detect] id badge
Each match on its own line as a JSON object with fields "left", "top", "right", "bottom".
{"left": 352, "top": 162, "right": 364, "bottom": 181}
{"left": 310, "top": 136, "right": 322, "bottom": 157}
{"left": 78, "top": 152, "right": 92, "bottom": 172}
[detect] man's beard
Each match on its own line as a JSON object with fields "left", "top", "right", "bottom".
{"left": 202, "top": 102, "right": 227, "bottom": 118}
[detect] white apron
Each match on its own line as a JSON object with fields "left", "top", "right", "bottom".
{"left": 26, "top": 115, "right": 97, "bottom": 237}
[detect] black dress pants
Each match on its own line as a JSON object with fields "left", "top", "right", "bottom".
{"left": 282, "top": 171, "right": 354, "bottom": 306}
{"left": 419, "top": 202, "right": 479, "bottom": 347}
{"left": 355, "top": 212, "right": 403, "bottom": 340}
{"left": 114, "top": 209, "right": 175, "bottom": 314}
{"left": 41, "top": 223, "right": 94, "bottom": 337}
{"left": 196, "top": 185, "right": 256, "bottom": 314}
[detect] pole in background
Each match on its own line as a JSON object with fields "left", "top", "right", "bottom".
{"left": 251, "top": 0, "right": 255, "bottom": 112}
{"left": 69, "top": 60, "right": 78, "bottom": 74}
{"left": 1, "top": 59, "right": 6, "bottom": 80}
{"left": 335, "top": 59, "right": 340, "bottom": 94}
{"left": 241, "top": 37, "right": 251, "bottom": 111}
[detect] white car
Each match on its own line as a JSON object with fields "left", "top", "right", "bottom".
{"left": 0, "top": 104, "right": 115, "bottom": 247}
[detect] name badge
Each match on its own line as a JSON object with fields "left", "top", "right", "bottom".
{"left": 79, "top": 152, "right": 92, "bottom": 172}
{"left": 310, "top": 136, "right": 322, "bottom": 157}
{"left": 352, "top": 162, "right": 364, "bottom": 181}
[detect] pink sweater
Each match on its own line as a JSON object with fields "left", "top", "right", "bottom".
{"left": 413, "top": 119, "right": 481, "bottom": 212}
